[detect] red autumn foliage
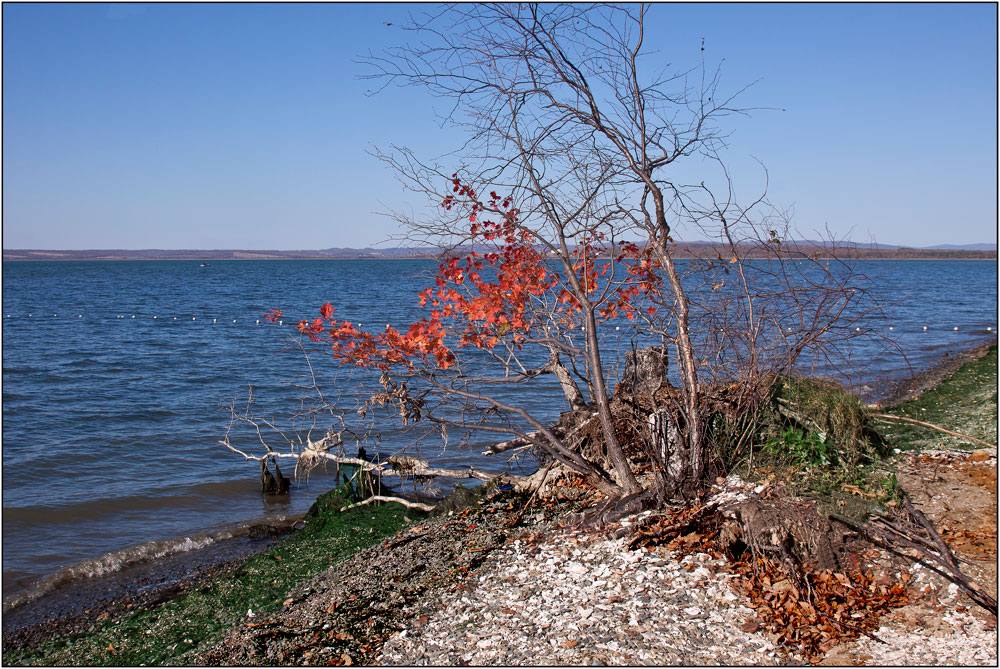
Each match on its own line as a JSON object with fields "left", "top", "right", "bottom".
{"left": 270, "top": 177, "right": 663, "bottom": 373}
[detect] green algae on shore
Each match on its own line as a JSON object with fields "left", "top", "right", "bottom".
{"left": 882, "top": 343, "right": 997, "bottom": 451}
{"left": 2, "top": 484, "right": 420, "bottom": 667}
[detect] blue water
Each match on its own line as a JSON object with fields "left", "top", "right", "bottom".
{"left": 2, "top": 259, "right": 996, "bottom": 596}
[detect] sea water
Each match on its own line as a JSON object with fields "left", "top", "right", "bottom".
{"left": 2, "top": 259, "right": 996, "bottom": 601}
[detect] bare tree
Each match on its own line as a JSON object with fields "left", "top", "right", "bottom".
{"left": 227, "top": 3, "right": 879, "bottom": 509}
{"left": 362, "top": 3, "right": 757, "bottom": 496}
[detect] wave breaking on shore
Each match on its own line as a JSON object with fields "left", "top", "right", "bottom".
{"left": 2, "top": 517, "right": 299, "bottom": 615}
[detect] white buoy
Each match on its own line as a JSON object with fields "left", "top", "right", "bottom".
{"left": 278, "top": 320, "right": 282, "bottom": 325}
{"left": 954, "top": 326, "right": 959, "bottom": 331}
{"left": 233, "top": 319, "right": 237, "bottom": 323}
{"left": 888, "top": 326, "right": 893, "bottom": 331}
{"left": 131, "top": 315, "right": 135, "bottom": 319}
{"left": 988, "top": 327, "right": 993, "bottom": 332}
{"left": 212, "top": 318, "right": 217, "bottom": 324}
{"left": 27, "top": 314, "right": 31, "bottom": 317}
{"left": 173, "top": 317, "right": 177, "bottom": 320}
{"left": 52, "top": 314, "right": 57, "bottom": 317}
{"left": 78, "top": 314, "right": 82, "bottom": 318}
{"left": 255, "top": 319, "right": 260, "bottom": 324}
{"left": 856, "top": 327, "right": 861, "bottom": 332}
{"left": 154, "top": 316, "right": 157, "bottom": 319}
{"left": 192, "top": 317, "right": 196, "bottom": 321}
{"left": 923, "top": 326, "right": 927, "bottom": 330}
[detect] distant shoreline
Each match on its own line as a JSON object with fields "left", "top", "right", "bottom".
{"left": 4, "top": 247, "right": 997, "bottom": 262}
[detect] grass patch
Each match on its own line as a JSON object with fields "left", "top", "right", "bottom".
{"left": 880, "top": 344, "right": 997, "bottom": 451}
{"left": 734, "top": 346, "right": 997, "bottom": 520}
{"left": 4, "top": 483, "right": 420, "bottom": 667}
{"left": 719, "top": 375, "right": 900, "bottom": 520}
{"left": 750, "top": 426, "right": 902, "bottom": 521}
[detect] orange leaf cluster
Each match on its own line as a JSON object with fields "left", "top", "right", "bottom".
{"left": 268, "top": 176, "right": 666, "bottom": 373}
{"left": 629, "top": 503, "right": 722, "bottom": 555}
{"left": 732, "top": 558, "right": 910, "bottom": 662}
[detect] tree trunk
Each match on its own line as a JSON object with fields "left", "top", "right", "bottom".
{"left": 583, "top": 307, "right": 642, "bottom": 494}
{"left": 546, "top": 349, "right": 587, "bottom": 411}
{"left": 649, "top": 408, "right": 685, "bottom": 483}
{"left": 646, "top": 182, "right": 706, "bottom": 485}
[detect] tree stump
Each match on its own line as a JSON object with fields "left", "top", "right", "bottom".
{"left": 649, "top": 408, "right": 685, "bottom": 480}
{"left": 619, "top": 346, "right": 669, "bottom": 398}
{"left": 261, "top": 457, "right": 291, "bottom": 495}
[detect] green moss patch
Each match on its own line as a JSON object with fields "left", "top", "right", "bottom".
{"left": 713, "top": 375, "right": 899, "bottom": 520}
{"left": 880, "top": 344, "right": 997, "bottom": 451}
{"left": 4, "top": 483, "right": 419, "bottom": 667}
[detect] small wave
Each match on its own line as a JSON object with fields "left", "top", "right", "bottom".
{"left": 2, "top": 513, "right": 305, "bottom": 614}
{"left": 2, "top": 531, "right": 233, "bottom": 613}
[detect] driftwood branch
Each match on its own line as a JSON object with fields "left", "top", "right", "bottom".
{"left": 340, "top": 495, "right": 436, "bottom": 512}
{"left": 483, "top": 412, "right": 599, "bottom": 455}
{"left": 484, "top": 431, "right": 552, "bottom": 454}
{"left": 871, "top": 413, "right": 995, "bottom": 448}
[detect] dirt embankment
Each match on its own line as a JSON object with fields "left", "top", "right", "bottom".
{"left": 818, "top": 343, "right": 998, "bottom": 665}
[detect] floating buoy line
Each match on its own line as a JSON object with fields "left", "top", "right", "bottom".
{"left": 2, "top": 314, "right": 293, "bottom": 325}
{"left": 1, "top": 314, "right": 997, "bottom": 335}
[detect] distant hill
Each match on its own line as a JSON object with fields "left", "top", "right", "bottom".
{"left": 1, "top": 247, "right": 435, "bottom": 261}
{"left": 921, "top": 243, "right": 997, "bottom": 251}
{"left": 792, "top": 241, "right": 996, "bottom": 251}
{"left": 4, "top": 242, "right": 996, "bottom": 262}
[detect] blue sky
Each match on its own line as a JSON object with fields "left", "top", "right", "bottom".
{"left": 3, "top": 2, "right": 996, "bottom": 250}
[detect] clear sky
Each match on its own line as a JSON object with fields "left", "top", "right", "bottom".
{"left": 2, "top": 2, "right": 996, "bottom": 250}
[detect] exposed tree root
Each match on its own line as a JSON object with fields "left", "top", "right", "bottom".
{"left": 624, "top": 487, "right": 909, "bottom": 661}
{"left": 830, "top": 496, "right": 998, "bottom": 616}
